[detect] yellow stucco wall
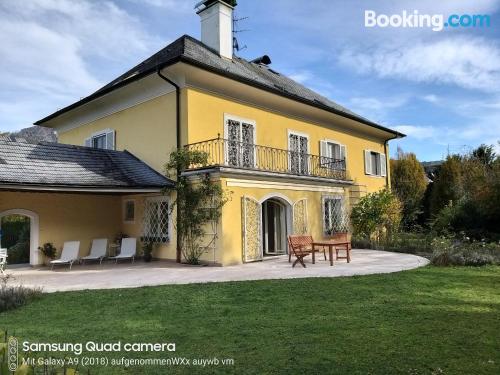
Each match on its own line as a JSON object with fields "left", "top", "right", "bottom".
{"left": 185, "top": 87, "right": 388, "bottom": 193}
{"left": 217, "top": 177, "right": 350, "bottom": 265}
{"left": 120, "top": 193, "right": 177, "bottom": 260}
{"left": 0, "top": 191, "right": 121, "bottom": 264}
{"left": 40, "top": 78, "right": 393, "bottom": 266}
{"left": 58, "top": 93, "right": 177, "bottom": 173}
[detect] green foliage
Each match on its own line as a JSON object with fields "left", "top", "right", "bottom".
{"left": 390, "top": 148, "right": 427, "bottom": 228}
{"left": 353, "top": 231, "right": 433, "bottom": 254}
{"left": 5, "top": 224, "right": 30, "bottom": 264}
{"left": 142, "top": 242, "right": 153, "bottom": 262}
{"left": 430, "top": 146, "right": 500, "bottom": 240}
{"left": 0, "top": 274, "right": 42, "bottom": 313}
{"left": 430, "top": 235, "right": 500, "bottom": 266}
{"left": 1, "top": 215, "right": 30, "bottom": 249}
{"left": 165, "top": 148, "right": 231, "bottom": 265}
{"left": 2, "top": 268, "right": 500, "bottom": 374}
{"left": 350, "top": 189, "right": 402, "bottom": 243}
{"left": 38, "top": 243, "right": 57, "bottom": 260}
{"left": 472, "top": 143, "right": 496, "bottom": 166}
{"left": 430, "top": 155, "right": 463, "bottom": 216}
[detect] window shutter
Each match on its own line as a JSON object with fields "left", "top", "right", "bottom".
{"left": 320, "top": 140, "right": 327, "bottom": 157}
{"left": 106, "top": 130, "right": 115, "bottom": 150}
{"left": 340, "top": 145, "right": 347, "bottom": 169}
{"left": 320, "top": 140, "right": 327, "bottom": 166}
{"left": 380, "top": 153, "right": 387, "bottom": 176}
{"left": 364, "top": 150, "right": 372, "bottom": 175}
{"left": 84, "top": 138, "right": 91, "bottom": 147}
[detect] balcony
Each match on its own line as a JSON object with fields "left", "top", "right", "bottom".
{"left": 184, "top": 137, "right": 350, "bottom": 181}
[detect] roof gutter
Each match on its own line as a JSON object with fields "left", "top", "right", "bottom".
{"left": 156, "top": 69, "right": 182, "bottom": 264}
{"left": 0, "top": 184, "right": 166, "bottom": 194}
{"left": 383, "top": 133, "right": 404, "bottom": 188}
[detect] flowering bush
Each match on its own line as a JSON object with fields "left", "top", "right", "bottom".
{"left": 430, "top": 235, "right": 500, "bottom": 266}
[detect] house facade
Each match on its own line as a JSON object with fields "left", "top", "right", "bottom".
{"left": 0, "top": 0, "right": 403, "bottom": 266}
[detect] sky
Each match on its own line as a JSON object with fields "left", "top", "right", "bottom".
{"left": 0, "top": 0, "right": 499, "bottom": 161}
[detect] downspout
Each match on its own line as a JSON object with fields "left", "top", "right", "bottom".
{"left": 384, "top": 135, "right": 401, "bottom": 189}
{"left": 157, "top": 69, "right": 182, "bottom": 263}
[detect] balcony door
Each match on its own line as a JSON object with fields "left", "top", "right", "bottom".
{"left": 225, "top": 115, "right": 255, "bottom": 168}
{"left": 288, "top": 132, "right": 309, "bottom": 174}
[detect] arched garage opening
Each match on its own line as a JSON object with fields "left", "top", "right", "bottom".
{"left": 0, "top": 209, "right": 40, "bottom": 266}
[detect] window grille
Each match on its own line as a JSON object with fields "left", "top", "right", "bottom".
{"left": 142, "top": 197, "right": 169, "bottom": 243}
{"left": 323, "top": 196, "right": 350, "bottom": 235}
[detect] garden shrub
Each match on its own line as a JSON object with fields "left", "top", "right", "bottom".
{"left": 0, "top": 275, "right": 42, "bottom": 313}
{"left": 430, "top": 236, "right": 500, "bottom": 266}
{"left": 351, "top": 189, "right": 402, "bottom": 245}
{"left": 352, "top": 232, "right": 433, "bottom": 254}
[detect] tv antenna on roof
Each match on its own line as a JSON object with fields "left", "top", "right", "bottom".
{"left": 233, "top": 14, "right": 249, "bottom": 53}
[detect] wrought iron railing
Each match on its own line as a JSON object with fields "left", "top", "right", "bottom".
{"left": 184, "top": 136, "right": 349, "bottom": 180}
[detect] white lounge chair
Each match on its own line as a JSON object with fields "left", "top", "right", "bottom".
{"left": 0, "top": 248, "right": 7, "bottom": 275}
{"left": 50, "top": 241, "right": 80, "bottom": 270}
{"left": 81, "top": 239, "right": 108, "bottom": 265}
{"left": 109, "top": 238, "right": 136, "bottom": 263}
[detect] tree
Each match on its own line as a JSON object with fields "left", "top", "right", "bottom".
{"left": 430, "top": 155, "right": 463, "bottom": 216}
{"left": 165, "top": 148, "right": 231, "bottom": 264}
{"left": 471, "top": 144, "right": 496, "bottom": 166}
{"left": 390, "top": 148, "right": 427, "bottom": 229}
{"left": 350, "top": 189, "right": 402, "bottom": 244}
{"left": 430, "top": 144, "right": 500, "bottom": 240}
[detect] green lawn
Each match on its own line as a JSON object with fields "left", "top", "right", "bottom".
{"left": 2, "top": 266, "right": 500, "bottom": 374}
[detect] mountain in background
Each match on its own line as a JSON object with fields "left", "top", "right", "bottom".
{"left": 0, "top": 126, "right": 57, "bottom": 143}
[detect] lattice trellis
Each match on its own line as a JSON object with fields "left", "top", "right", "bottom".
{"left": 242, "top": 196, "right": 262, "bottom": 262}
{"left": 323, "top": 196, "right": 350, "bottom": 235}
{"left": 142, "top": 197, "right": 169, "bottom": 243}
{"left": 293, "top": 199, "right": 308, "bottom": 234}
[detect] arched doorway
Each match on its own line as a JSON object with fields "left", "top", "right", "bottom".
{"left": 0, "top": 209, "right": 40, "bottom": 266}
{"left": 260, "top": 195, "right": 292, "bottom": 256}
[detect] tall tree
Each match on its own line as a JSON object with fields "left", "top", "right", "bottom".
{"left": 390, "top": 148, "right": 427, "bottom": 228}
{"left": 429, "top": 155, "right": 463, "bottom": 216}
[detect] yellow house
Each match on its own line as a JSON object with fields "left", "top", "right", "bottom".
{"left": 0, "top": 0, "right": 403, "bottom": 266}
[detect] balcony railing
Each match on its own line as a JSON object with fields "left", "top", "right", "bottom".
{"left": 184, "top": 137, "right": 349, "bottom": 181}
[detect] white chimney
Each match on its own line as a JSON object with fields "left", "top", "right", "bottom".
{"left": 196, "top": 0, "right": 234, "bottom": 59}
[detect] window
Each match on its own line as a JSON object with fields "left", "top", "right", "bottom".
{"left": 85, "top": 129, "right": 115, "bottom": 150}
{"left": 224, "top": 115, "right": 255, "bottom": 168}
{"left": 320, "top": 140, "right": 346, "bottom": 170}
{"left": 123, "top": 200, "right": 135, "bottom": 223}
{"left": 364, "top": 150, "right": 386, "bottom": 177}
{"left": 288, "top": 131, "right": 309, "bottom": 174}
{"left": 322, "top": 196, "right": 349, "bottom": 235}
{"left": 142, "top": 197, "right": 169, "bottom": 243}
{"left": 92, "top": 134, "right": 107, "bottom": 149}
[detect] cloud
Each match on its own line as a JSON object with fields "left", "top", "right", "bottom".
{"left": 338, "top": 36, "right": 500, "bottom": 92}
{"left": 0, "top": 0, "right": 162, "bottom": 131}
{"left": 421, "top": 94, "right": 439, "bottom": 103}
{"left": 393, "top": 125, "right": 438, "bottom": 140}
{"left": 346, "top": 96, "right": 409, "bottom": 123}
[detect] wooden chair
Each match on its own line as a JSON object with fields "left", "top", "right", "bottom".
{"left": 0, "top": 248, "right": 7, "bottom": 275}
{"left": 329, "top": 232, "right": 352, "bottom": 263}
{"left": 287, "top": 235, "right": 326, "bottom": 268}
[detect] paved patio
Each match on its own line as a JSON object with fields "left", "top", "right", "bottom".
{"left": 5, "top": 250, "right": 429, "bottom": 293}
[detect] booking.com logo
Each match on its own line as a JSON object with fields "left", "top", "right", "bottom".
{"left": 365, "top": 10, "right": 491, "bottom": 31}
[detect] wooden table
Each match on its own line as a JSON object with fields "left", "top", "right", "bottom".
{"left": 312, "top": 241, "right": 351, "bottom": 266}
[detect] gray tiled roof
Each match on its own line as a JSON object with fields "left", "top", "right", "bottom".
{"left": 97, "top": 35, "right": 368, "bottom": 121}
{"left": 0, "top": 140, "right": 173, "bottom": 190}
{"left": 35, "top": 35, "right": 403, "bottom": 137}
